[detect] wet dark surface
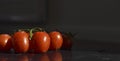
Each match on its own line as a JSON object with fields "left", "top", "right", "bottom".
{"left": 1, "top": 50, "right": 120, "bottom": 61}
{"left": 1, "top": 39, "right": 120, "bottom": 61}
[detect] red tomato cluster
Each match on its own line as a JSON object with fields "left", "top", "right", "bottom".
{"left": 0, "top": 27, "right": 72, "bottom": 53}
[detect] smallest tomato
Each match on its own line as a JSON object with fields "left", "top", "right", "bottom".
{"left": 0, "top": 34, "right": 12, "bottom": 52}
{"left": 61, "top": 34, "right": 72, "bottom": 50}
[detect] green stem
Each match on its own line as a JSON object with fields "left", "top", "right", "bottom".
{"left": 29, "top": 28, "right": 34, "bottom": 40}
{"left": 18, "top": 29, "right": 30, "bottom": 32}
{"left": 33, "top": 27, "right": 44, "bottom": 31}
{"left": 29, "top": 27, "right": 44, "bottom": 40}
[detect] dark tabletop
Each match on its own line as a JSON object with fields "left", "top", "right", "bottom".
{"left": 1, "top": 37, "right": 120, "bottom": 61}
{"left": 1, "top": 50, "right": 120, "bottom": 61}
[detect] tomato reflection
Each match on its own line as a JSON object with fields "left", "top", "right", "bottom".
{"left": 31, "top": 51, "right": 63, "bottom": 61}
{"left": 0, "top": 55, "right": 7, "bottom": 61}
{"left": 48, "top": 51, "right": 63, "bottom": 61}
{"left": 9, "top": 54, "right": 29, "bottom": 61}
{"left": 32, "top": 53, "right": 50, "bottom": 61}
{"left": 38, "top": 54, "right": 50, "bottom": 61}
{"left": 0, "top": 51, "right": 63, "bottom": 61}
{"left": 17, "top": 55, "right": 29, "bottom": 61}
{"left": 27, "top": 53, "right": 35, "bottom": 59}
{"left": 0, "top": 54, "right": 12, "bottom": 61}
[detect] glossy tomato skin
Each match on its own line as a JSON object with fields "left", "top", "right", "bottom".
{"left": 28, "top": 40, "right": 34, "bottom": 53}
{"left": 0, "top": 34, "right": 12, "bottom": 52}
{"left": 26, "top": 33, "right": 34, "bottom": 53}
{"left": 12, "top": 31, "right": 29, "bottom": 53}
{"left": 32, "top": 32, "right": 50, "bottom": 53}
{"left": 49, "top": 31, "right": 63, "bottom": 50}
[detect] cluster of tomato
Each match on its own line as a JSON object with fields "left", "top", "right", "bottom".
{"left": 0, "top": 27, "right": 72, "bottom": 53}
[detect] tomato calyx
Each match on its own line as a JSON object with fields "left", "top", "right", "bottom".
{"left": 29, "top": 27, "right": 45, "bottom": 40}
{"left": 63, "top": 32, "right": 74, "bottom": 37}
{"left": 16, "top": 27, "right": 45, "bottom": 40}
{"left": 16, "top": 29, "right": 30, "bottom": 33}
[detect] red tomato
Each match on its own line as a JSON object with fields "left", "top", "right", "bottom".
{"left": 28, "top": 40, "right": 34, "bottom": 53}
{"left": 31, "top": 32, "right": 50, "bottom": 53}
{"left": 12, "top": 31, "right": 29, "bottom": 53}
{"left": 0, "top": 34, "right": 12, "bottom": 52}
{"left": 26, "top": 33, "right": 34, "bottom": 53}
{"left": 61, "top": 34, "right": 72, "bottom": 50}
{"left": 49, "top": 31, "right": 63, "bottom": 50}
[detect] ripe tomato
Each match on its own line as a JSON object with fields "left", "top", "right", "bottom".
{"left": 61, "top": 34, "right": 72, "bottom": 50}
{"left": 26, "top": 33, "right": 34, "bottom": 53}
{"left": 28, "top": 40, "right": 34, "bottom": 53}
{"left": 49, "top": 31, "right": 63, "bottom": 50}
{"left": 12, "top": 31, "right": 29, "bottom": 53}
{"left": 0, "top": 34, "right": 12, "bottom": 52}
{"left": 31, "top": 31, "right": 50, "bottom": 53}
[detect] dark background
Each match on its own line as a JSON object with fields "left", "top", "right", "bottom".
{"left": 0, "top": 0, "right": 120, "bottom": 42}
{"left": 48, "top": 0, "right": 120, "bottom": 42}
{"left": 0, "top": 0, "right": 47, "bottom": 33}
